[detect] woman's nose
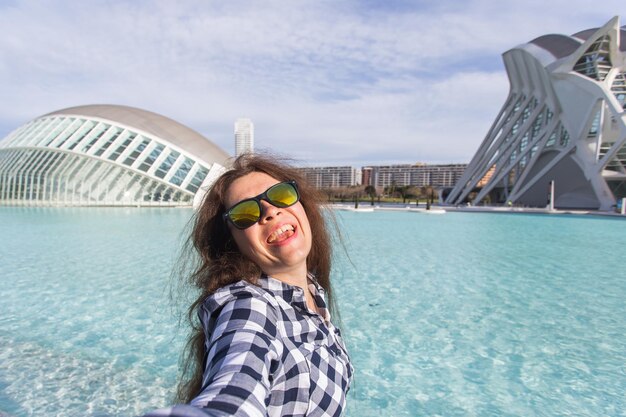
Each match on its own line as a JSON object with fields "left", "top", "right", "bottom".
{"left": 259, "top": 200, "right": 281, "bottom": 222}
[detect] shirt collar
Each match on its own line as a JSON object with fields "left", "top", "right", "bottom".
{"left": 257, "top": 273, "right": 330, "bottom": 322}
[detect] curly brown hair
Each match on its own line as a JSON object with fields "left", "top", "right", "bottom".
{"left": 175, "top": 153, "right": 337, "bottom": 403}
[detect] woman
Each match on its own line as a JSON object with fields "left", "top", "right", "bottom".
{"left": 143, "top": 154, "right": 353, "bottom": 417}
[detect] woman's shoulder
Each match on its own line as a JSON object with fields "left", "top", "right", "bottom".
{"left": 201, "top": 279, "right": 278, "bottom": 318}
{"left": 199, "top": 279, "right": 281, "bottom": 338}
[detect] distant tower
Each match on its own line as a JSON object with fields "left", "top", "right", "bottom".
{"left": 235, "top": 118, "right": 254, "bottom": 156}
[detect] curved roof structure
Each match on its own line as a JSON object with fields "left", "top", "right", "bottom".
{"left": 571, "top": 28, "right": 599, "bottom": 41}
{"left": 572, "top": 26, "right": 626, "bottom": 51}
{"left": 45, "top": 105, "right": 229, "bottom": 165}
{"left": 0, "top": 104, "right": 231, "bottom": 206}
{"left": 529, "top": 34, "right": 581, "bottom": 59}
{"left": 446, "top": 16, "right": 626, "bottom": 210}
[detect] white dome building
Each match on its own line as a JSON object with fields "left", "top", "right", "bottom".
{"left": 446, "top": 17, "right": 626, "bottom": 210}
{"left": 0, "top": 104, "right": 230, "bottom": 207}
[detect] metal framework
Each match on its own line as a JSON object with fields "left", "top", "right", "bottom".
{"left": 0, "top": 105, "right": 230, "bottom": 206}
{"left": 446, "top": 17, "right": 626, "bottom": 210}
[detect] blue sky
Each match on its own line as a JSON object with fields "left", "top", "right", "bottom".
{"left": 0, "top": 0, "right": 623, "bottom": 166}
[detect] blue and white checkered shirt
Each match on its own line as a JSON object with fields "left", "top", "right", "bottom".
{"left": 143, "top": 274, "right": 353, "bottom": 417}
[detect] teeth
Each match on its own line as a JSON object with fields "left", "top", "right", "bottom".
{"left": 268, "top": 224, "right": 295, "bottom": 243}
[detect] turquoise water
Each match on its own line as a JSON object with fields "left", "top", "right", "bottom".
{"left": 1, "top": 208, "right": 625, "bottom": 417}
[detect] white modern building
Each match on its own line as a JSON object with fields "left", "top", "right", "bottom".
{"left": 234, "top": 118, "right": 254, "bottom": 157}
{"left": 446, "top": 17, "right": 626, "bottom": 210}
{"left": 0, "top": 104, "right": 230, "bottom": 207}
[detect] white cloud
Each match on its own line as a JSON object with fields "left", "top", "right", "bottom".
{"left": 0, "top": 0, "right": 623, "bottom": 166}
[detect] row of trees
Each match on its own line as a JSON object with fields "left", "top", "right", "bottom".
{"left": 320, "top": 184, "right": 437, "bottom": 204}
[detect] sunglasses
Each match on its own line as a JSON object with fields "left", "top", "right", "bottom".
{"left": 223, "top": 180, "right": 300, "bottom": 229}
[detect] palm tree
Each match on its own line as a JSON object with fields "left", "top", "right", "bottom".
{"left": 364, "top": 185, "right": 376, "bottom": 206}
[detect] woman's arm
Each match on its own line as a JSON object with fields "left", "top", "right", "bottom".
{"left": 142, "top": 289, "right": 281, "bottom": 417}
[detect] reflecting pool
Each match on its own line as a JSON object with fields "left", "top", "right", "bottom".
{"left": 1, "top": 207, "right": 625, "bottom": 416}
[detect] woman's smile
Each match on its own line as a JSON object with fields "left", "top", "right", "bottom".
{"left": 267, "top": 223, "right": 296, "bottom": 244}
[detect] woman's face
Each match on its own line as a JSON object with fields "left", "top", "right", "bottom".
{"left": 224, "top": 172, "right": 313, "bottom": 278}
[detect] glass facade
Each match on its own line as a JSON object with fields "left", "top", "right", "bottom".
{"left": 0, "top": 109, "right": 227, "bottom": 206}
{"left": 573, "top": 35, "right": 612, "bottom": 81}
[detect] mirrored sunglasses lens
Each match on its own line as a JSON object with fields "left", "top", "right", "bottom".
{"left": 267, "top": 183, "right": 298, "bottom": 207}
{"left": 229, "top": 200, "right": 261, "bottom": 228}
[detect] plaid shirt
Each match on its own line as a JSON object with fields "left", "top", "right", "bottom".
{"left": 143, "top": 274, "right": 353, "bottom": 417}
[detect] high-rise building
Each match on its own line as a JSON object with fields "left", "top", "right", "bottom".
{"left": 296, "top": 164, "right": 465, "bottom": 189}
{"left": 296, "top": 166, "right": 360, "bottom": 188}
{"left": 234, "top": 118, "right": 254, "bottom": 156}
{"left": 361, "top": 164, "right": 467, "bottom": 188}
{"left": 446, "top": 17, "right": 626, "bottom": 210}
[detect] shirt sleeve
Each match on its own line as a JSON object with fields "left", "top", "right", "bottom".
{"left": 142, "top": 289, "right": 281, "bottom": 417}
